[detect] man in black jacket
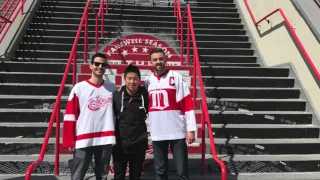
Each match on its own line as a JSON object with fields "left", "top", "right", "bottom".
{"left": 112, "top": 64, "right": 149, "bottom": 180}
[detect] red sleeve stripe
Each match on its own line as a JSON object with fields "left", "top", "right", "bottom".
{"left": 62, "top": 121, "right": 76, "bottom": 147}
{"left": 65, "top": 93, "right": 80, "bottom": 120}
{"left": 178, "top": 94, "right": 194, "bottom": 115}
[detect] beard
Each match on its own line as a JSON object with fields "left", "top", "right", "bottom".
{"left": 93, "top": 69, "right": 105, "bottom": 78}
{"left": 154, "top": 64, "right": 164, "bottom": 72}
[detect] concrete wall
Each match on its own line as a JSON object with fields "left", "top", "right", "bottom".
{"left": 236, "top": 0, "right": 320, "bottom": 120}
{"left": 0, "top": 0, "right": 41, "bottom": 61}
{"left": 291, "top": 0, "right": 320, "bottom": 42}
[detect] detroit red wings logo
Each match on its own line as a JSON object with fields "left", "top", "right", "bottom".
{"left": 87, "top": 95, "right": 112, "bottom": 111}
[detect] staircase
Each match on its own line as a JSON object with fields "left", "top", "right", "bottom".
{"left": 0, "top": 0, "right": 320, "bottom": 179}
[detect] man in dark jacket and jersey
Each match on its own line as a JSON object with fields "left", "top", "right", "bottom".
{"left": 112, "top": 64, "right": 149, "bottom": 180}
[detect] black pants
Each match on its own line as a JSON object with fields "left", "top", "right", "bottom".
{"left": 113, "top": 151, "right": 146, "bottom": 180}
{"left": 152, "top": 138, "right": 189, "bottom": 180}
{"left": 71, "top": 145, "right": 112, "bottom": 180}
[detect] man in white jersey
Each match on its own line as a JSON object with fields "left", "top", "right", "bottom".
{"left": 62, "top": 53, "right": 118, "bottom": 180}
{"left": 144, "top": 48, "right": 197, "bottom": 180}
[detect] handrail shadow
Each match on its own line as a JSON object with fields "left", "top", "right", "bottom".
{"left": 244, "top": 0, "right": 320, "bottom": 87}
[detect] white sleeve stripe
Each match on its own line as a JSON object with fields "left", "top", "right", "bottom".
{"left": 64, "top": 114, "right": 76, "bottom": 121}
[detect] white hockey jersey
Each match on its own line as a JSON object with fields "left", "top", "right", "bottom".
{"left": 62, "top": 80, "right": 118, "bottom": 149}
{"left": 144, "top": 70, "right": 197, "bottom": 141}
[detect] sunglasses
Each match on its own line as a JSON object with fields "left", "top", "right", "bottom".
{"left": 93, "top": 62, "right": 108, "bottom": 67}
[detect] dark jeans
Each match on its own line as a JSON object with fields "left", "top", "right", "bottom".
{"left": 152, "top": 138, "right": 188, "bottom": 180}
{"left": 71, "top": 145, "right": 112, "bottom": 180}
{"left": 113, "top": 151, "right": 146, "bottom": 180}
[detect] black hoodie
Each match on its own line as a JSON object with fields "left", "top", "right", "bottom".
{"left": 112, "top": 85, "right": 149, "bottom": 154}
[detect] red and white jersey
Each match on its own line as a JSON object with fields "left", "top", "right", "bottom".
{"left": 144, "top": 70, "right": 197, "bottom": 141}
{"left": 62, "top": 80, "right": 118, "bottom": 149}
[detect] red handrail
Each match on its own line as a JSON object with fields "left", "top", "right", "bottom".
{"left": 244, "top": 0, "right": 320, "bottom": 81}
{"left": 0, "top": 0, "right": 9, "bottom": 11}
{"left": 25, "top": 0, "right": 108, "bottom": 179}
{"left": 0, "top": 0, "right": 27, "bottom": 43}
{"left": 176, "top": 0, "right": 183, "bottom": 64}
{"left": 0, "top": 15, "right": 12, "bottom": 23}
{"left": 174, "top": 1, "right": 227, "bottom": 179}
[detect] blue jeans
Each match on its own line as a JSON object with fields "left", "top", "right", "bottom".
{"left": 152, "top": 138, "right": 189, "bottom": 180}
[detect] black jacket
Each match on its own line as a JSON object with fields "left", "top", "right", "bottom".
{"left": 113, "top": 85, "right": 149, "bottom": 153}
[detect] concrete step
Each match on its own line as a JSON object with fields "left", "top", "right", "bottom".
{"left": 188, "top": 1, "right": 236, "bottom": 7}
{"left": 0, "top": 122, "right": 317, "bottom": 139}
{"left": 30, "top": 17, "right": 245, "bottom": 30}
{"left": 13, "top": 53, "right": 257, "bottom": 64}
{"left": 0, "top": 95, "right": 67, "bottom": 110}
{"left": 103, "top": 14, "right": 242, "bottom": 24}
{"left": 0, "top": 96, "right": 312, "bottom": 123}
{"left": 0, "top": 105, "right": 316, "bottom": 124}
{"left": 18, "top": 42, "right": 177, "bottom": 52}
{"left": 23, "top": 32, "right": 249, "bottom": 49}
{"left": 194, "top": 34, "right": 249, "bottom": 42}
{"left": 199, "top": 62, "right": 260, "bottom": 67}
{"left": 190, "top": 28, "right": 247, "bottom": 35}
{"left": 205, "top": 98, "right": 307, "bottom": 111}
{"left": 201, "top": 111, "right": 313, "bottom": 124}
{"left": 0, "top": 83, "right": 72, "bottom": 95}
{"left": 26, "top": 26, "right": 177, "bottom": 37}
{"left": 5, "top": 153, "right": 320, "bottom": 163}
{"left": 16, "top": 49, "right": 181, "bottom": 61}
{"left": 1, "top": 154, "right": 320, "bottom": 174}
{"left": 203, "top": 87, "right": 301, "bottom": 99}
{"left": 0, "top": 123, "right": 56, "bottom": 138}
{"left": 196, "top": 0, "right": 234, "bottom": 3}
{"left": 0, "top": 138, "right": 201, "bottom": 156}
{"left": 202, "top": 76, "right": 295, "bottom": 88}
{"left": 4, "top": 172, "right": 320, "bottom": 180}
{"left": 0, "top": 105, "right": 64, "bottom": 123}
{"left": 189, "top": 47, "right": 254, "bottom": 56}
{"left": 24, "top": 31, "right": 247, "bottom": 44}
{"left": 38, "top": 3, "right": 238, "bottom": 13}
{"left": 15, "top": 46, "right": 254, "bottom": 58}
{"left": 0, "top": 173, "right": 227, "bottom": 180}
{"left": 198, "top": 55, "right": 257, "bottom": 63}
{"left": 207, "top": 124, "right": 320, "bottom": 139}
{"left": 214, "top": 140, "right": 320, "bottom": 155}
{"left": 0, "top": 87, "right": 302, "bottom": 109}
{"left": 0, "top": 62, "right": 70, "bottom": 73}
{"left": 22, "top": 32, "right": 177, "bottom": 44}
{"left": 0, "top": 72, "right": 72, "bottom": 84}
{"left": 4, "top": 138, "right": 320, "bottom": 156}
{"left": 14, "top": 49, "right": 180, "bottom": 60}
{"left": 201, "top": 66, "right": 290, "bottom": 77}
{"left": 186, "top": 41, "right": 251, "bottom": 48}
{"left": 80, "top": 66, "right": 291, "bottom": 78}
{"left": 27, "top": 25, "right": 247, "bottom": 37}
{"left": 37, "top": 9, "right": 240, "bottom": 18}
{"left": 76, "top": 66, "right": 291, "bottom": 78}
{"left": 8, "top": 59, "right": 259, "bottom": 67}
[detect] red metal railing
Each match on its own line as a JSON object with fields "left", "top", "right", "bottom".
{"left": 24, "top": 0, "right": 107, "bottom": 179}
{"left": 0, "top": 0, "right": 9, "bottom": 11}
{"left": 244, "top": 0, "right": 320, "bottom": 81}
{"left": 174, "top": 1, "right": 227, "bottom": 179}
{"left": 0, "top": 0, "right": 27, "bottom": 43}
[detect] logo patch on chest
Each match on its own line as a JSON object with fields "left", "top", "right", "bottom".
{"left": 88, "top": 95, "right": 112, "bottom": 111}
